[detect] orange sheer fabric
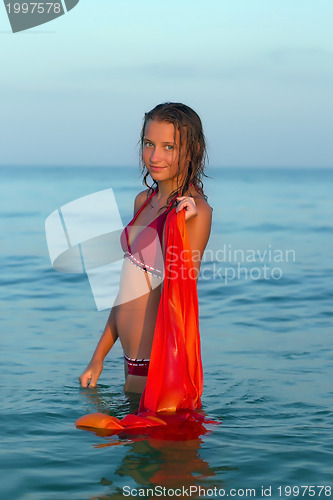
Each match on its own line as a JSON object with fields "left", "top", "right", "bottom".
{"left": 139, "top": 207, "right": 202, "bottom": 413}
{"left": 76, "top": 208, "right": 216, "bottom": 435}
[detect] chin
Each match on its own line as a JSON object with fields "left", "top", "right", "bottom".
{"left": 149, "top": 171, "right": 180, "bottom": 186}
{"left": 149, "top": 171, "right": 167, "bottom": 180}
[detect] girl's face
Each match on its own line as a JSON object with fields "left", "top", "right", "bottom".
{"left": 142, "top": 120, "right": 188, "bottom": 183}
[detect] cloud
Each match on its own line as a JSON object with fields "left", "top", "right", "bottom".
{"left": 62, "top": 46, "right": 333, "bottom": 85}
{"left": 265, "top": 47, "right": 333, "bottom": 84}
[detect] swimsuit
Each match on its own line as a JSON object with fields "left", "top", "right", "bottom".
{"left": 120, "top": 188, "right": 179, "bottom": 280}
{"left": 124, "top": 354, "right": 150, "bottom": 376}
{"left": 120, "top": 188, "right": 179, "bottom": 375}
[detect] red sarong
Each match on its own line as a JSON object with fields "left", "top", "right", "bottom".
{"left": 76, "top": 208, "right": 218, "bottom": 436}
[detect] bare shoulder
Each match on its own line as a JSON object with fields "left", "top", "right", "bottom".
{"left": 134, "top": 189, "right": 150, "bottom": 216}
{"left": 195, "top": 195, "right": 213, "bottom": 221}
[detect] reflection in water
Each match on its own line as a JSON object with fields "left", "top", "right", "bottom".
{"left": 79, "top": 388, "right": 222, "bottom": 496}
{"left": 92, "top": 430, "right": 220, "bottom": 499}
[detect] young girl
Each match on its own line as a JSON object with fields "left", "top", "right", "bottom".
{"left": 79, "top": 102, "right": 212, "bottom": 395}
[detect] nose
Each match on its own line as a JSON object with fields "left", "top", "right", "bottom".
{"left": 150, "top": 147, "right": 162, "bottom": 164}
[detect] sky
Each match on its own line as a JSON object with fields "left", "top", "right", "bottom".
{"left": 1, "top": 0, "right": 333, "bottom": 168}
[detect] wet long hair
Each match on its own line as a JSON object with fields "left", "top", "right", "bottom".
{"left": 139, "top": 102, "right": 209, "bottom": 210}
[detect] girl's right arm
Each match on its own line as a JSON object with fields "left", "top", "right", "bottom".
{"left": 79, "top": 304, "right": 119, "bottom": 388}
{"left": 79, "top": 191, "right": 145, "bottom": 388}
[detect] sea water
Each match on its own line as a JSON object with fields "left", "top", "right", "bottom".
{"left": 1, "top": 166, "right": 332, "bottom": 499}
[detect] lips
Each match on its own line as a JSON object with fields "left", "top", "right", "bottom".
{"left": 149, "top": 166, "right": 166, "bottom": 172}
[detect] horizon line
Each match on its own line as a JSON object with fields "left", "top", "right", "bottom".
{"left": 1, "top": 164, "right": 333, "bottom": 170}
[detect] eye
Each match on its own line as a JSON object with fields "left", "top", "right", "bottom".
{"left": 166, "top": 145, "right": 174, "bottom": 151}
{"left": 144, "top": 141, "right": 153, "bottom": 148}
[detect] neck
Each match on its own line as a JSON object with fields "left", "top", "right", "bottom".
{"left": 155, "top": 177, "right": 184, "bottom": 201}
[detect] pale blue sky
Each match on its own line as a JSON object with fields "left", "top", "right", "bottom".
{"left": 1, "top": 0, "right": 332, "bottom": 167}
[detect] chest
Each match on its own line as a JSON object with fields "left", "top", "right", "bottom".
{"left": 128, "top": 207, "right": 165, "bottom": 248}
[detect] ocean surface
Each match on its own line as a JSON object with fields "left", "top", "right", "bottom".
{"left": 1, "top": 166, "right": 332, "bottom": 500}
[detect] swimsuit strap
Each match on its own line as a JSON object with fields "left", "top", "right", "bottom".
{"left": 131, "top": 188, "right": 178, "bottom": 226}
{"left": 190, "top": 182, "right": 201, "bottom": 194}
